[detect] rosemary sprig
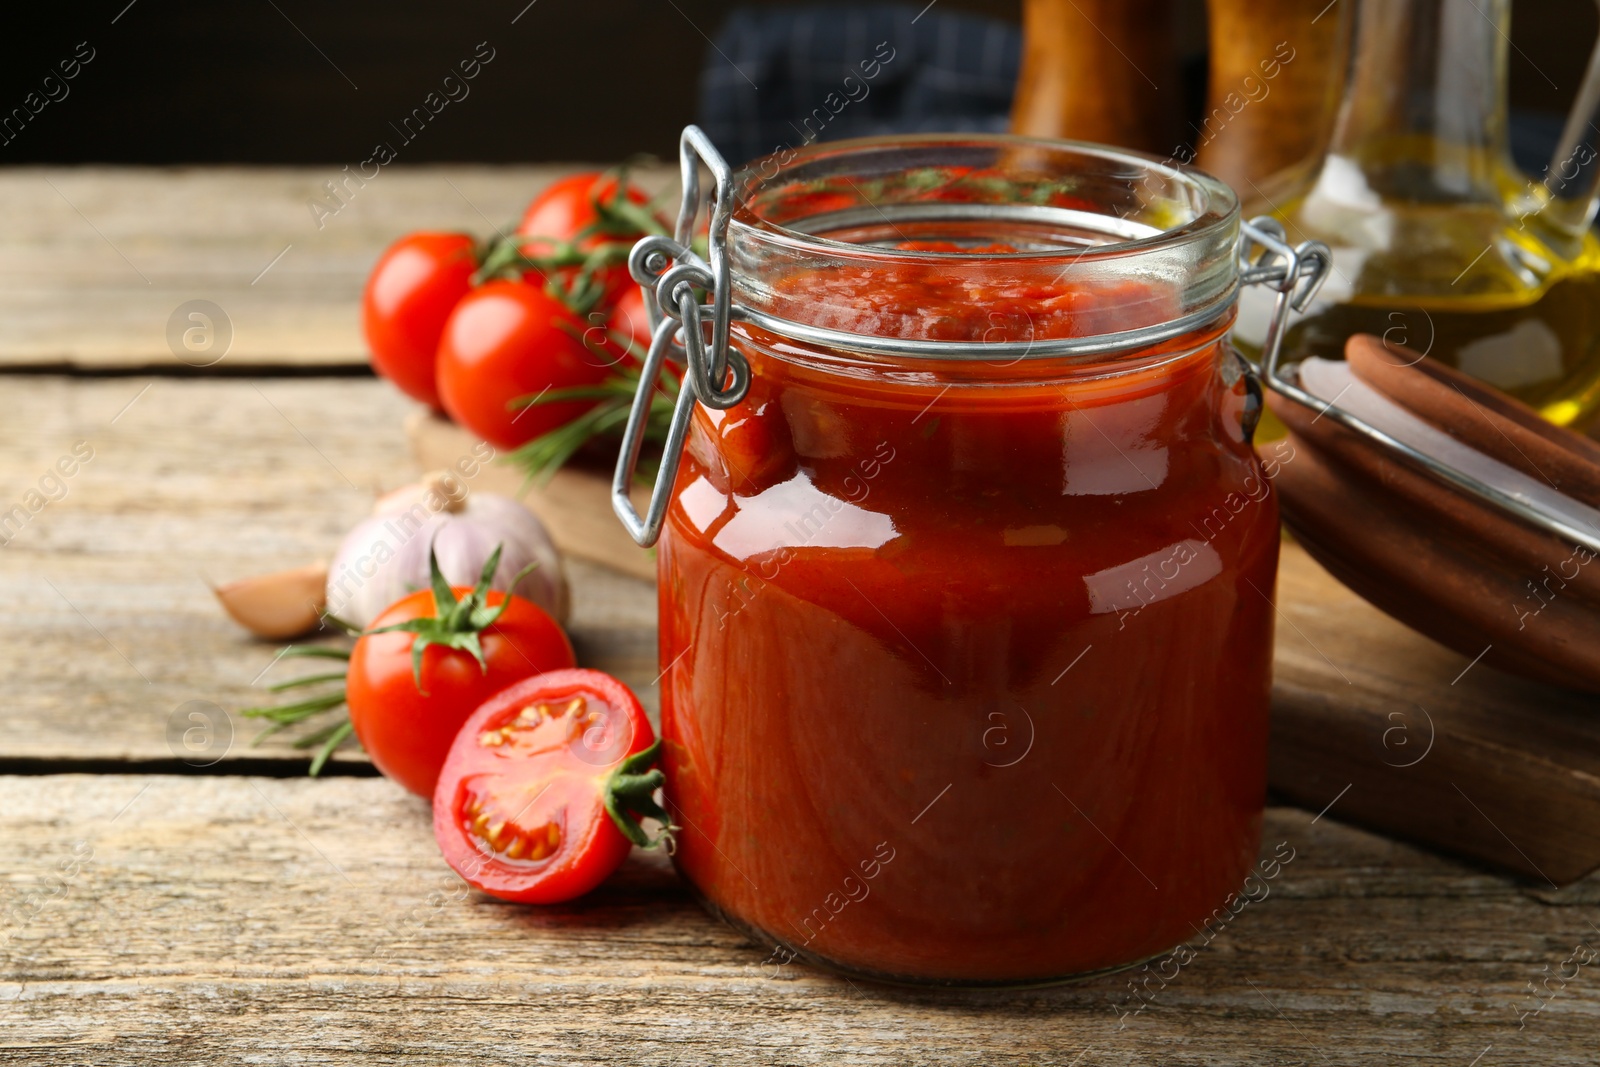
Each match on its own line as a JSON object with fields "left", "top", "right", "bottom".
{"left": 506, "top": 356, "right": 680, "bottom": 486}
{"left": 276, "top": 645, "right": 355, "bottom": 660}
{"left": 239, "top": 644, "right": 353, "bottom": 777}
{"left": 267, "top": 671, "right": 346, "bottom": 692}
{"left": 297, "top": 719, "right": 356, "bottom": 777}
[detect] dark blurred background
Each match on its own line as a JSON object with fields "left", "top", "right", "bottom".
{"left": 2, "top": 0, "right": 1593, "bottom": 165}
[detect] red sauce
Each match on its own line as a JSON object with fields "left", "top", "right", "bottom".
{"left": 759, "top": 250, "right": 1183, "bottom": 345}
{"left": 657, "top": 261, "right": 1277, "bottom": 983}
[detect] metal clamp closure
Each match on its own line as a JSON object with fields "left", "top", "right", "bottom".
{"left": 1237, "top": 216, "right": 1332, "bottom": 373}
{"left": 612, "top": 127, "right": 750, "bottom": 547}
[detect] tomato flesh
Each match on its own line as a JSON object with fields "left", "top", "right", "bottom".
{"left": 433, "top": 670, "right": 655, "bottom": 904}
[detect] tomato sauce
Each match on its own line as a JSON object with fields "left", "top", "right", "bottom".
{"left": 656, "top": 253, "right": 1277, "bottom": 982}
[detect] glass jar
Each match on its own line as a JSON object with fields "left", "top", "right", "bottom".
{"left": 617, "top": 131, "right": 1323, "bottom": 985}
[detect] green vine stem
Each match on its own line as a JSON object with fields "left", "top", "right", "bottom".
{"left": 472, "top": 166, "right": 671, "bottom": 316}
{"left": 603, "top": 739, "right": 676, "bottom": 849}
{"left": 363, "top": 544, "right": 534, "bottom": 691}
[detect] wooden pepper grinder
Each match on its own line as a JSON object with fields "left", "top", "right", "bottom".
{"left": 1196, "top": 0, "right": 1351, "bottom": 195}
{"left": 1010, "top": 0, "right": 1182, "bottom": 154}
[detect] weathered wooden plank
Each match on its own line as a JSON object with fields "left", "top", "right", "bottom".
{"left": 1, "top": 775, "right": 1595, "bottom": 1065}
{"left": 0, "top": 165, "right": 671, "bottom": 368}
{"left": 0, "top": 376, "right": 654, "bottom": 768}
{"left": 4, "top": 373, "right": 1598, "bottom": 898}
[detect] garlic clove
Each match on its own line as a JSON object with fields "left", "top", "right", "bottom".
{"left": 213, "top": 561, "right": 330, "bottom": 640}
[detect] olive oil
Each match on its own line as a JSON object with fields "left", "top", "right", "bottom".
{"left": 1233, "top": 0, "right": 1600, "bottom": 433}
{"left": 1257, "top": 204, "right": 1600, "bottom": 428}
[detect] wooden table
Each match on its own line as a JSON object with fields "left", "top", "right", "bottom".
{"left": 2, "top": 168, "right": 1595, "bottom": 1065}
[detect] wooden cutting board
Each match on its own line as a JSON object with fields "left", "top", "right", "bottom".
{"left": 410, "top": 410, "right": 1600, "bottom": 885}
{"left": 1270, "top": 535, "right": 1600, "bottom": 886}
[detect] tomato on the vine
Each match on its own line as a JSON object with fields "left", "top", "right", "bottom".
{"left": 516, "top": 172, "right": 653, "bottom": 256}
{"left": 433, "top": 669, "right": 668, "bottom": 904}
{"left": 346, "top": 548, "right": 576, "bottom": 798}
{"left": 516, "top": 172, "right": 659, "bottom": 305}
{"left": 362, "top": 232, "right": 477, "bottom": 409}
{"left": 435, "top": 280, "right": 613, "bottom": 449}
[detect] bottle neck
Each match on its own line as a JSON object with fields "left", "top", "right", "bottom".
{"left": 1326, "top": 0, "right": 1513, "bottom": 203}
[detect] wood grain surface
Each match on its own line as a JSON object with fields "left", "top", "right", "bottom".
{"left": 3, "top": 375, "right": 1596, "bottom": 892}
{"left": 3, "top": 775, "right": 1597, "bottom": 1066}
{"left": 1272, "top": 529, "right": 1600, "bottom": 884}
{"left": 0, "top": 376, "right": 654, "bottom": 768}
{"left": 0, "top": 166, "right": 669, "bottom": 369}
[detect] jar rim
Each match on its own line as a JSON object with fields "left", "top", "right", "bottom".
{"left": 729, "top": 133, "right": 1239, "bottom": 266}
{"left": 723, "top": 133, "right": 1244, "bottom": 360}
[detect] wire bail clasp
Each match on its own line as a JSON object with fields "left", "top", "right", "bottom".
{"left": 612, "top": 126, "right": 750, "bottom": 548}
{"left": 1237, "top": 216, "right": 1332, "bottom": 382}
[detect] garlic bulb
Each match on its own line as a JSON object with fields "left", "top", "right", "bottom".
{"left": 326, "top": 471, "right": 568, "bottom": 628}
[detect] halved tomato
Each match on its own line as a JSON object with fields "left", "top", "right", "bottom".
{"left": 431, "top": 669, "right": 668, "bottom": 903}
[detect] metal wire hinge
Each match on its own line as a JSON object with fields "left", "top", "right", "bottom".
{"left": 612, "top": 126, "right": 749, "bottom": 547}
{"left": 1237, "top": 216, "right": 1333, "bottom": 373}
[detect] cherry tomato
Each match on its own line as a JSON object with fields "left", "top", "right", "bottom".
{"left": 347, "top": 586, "right": 575, "bottom": 798}
{"left": 362, "top": 232, "right": 477, "bottom": 409}
{"left": 436, "top": 280, "right": 613, "bottom": 449}
{"left": 599, "top": 286, "right": 685, "bottom": 385}
{"left": 433, "top": 670, "right": 664, "bottom": 904}
{"left": 516, "top": 173, "right": 652, "bottom": 255}
{"left": 517, "top": 173, "right": 657, "bottom": 303}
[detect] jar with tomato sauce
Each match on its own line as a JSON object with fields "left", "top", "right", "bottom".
{"left": 615, "top": 129, "right": 1328, "bottom": 985}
